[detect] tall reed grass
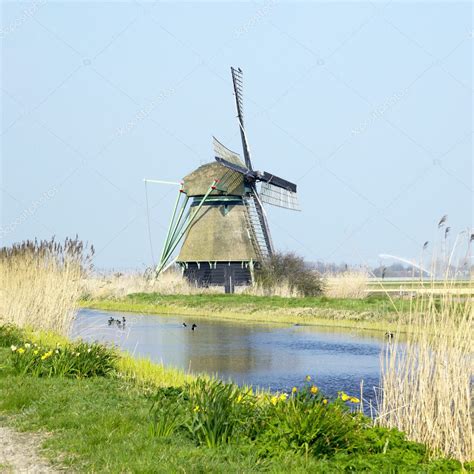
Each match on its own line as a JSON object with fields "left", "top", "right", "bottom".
{"left": 242, "top": 280, "right": 302, "bottom": 298}
{"left": 0, "top": 238, "right": 92, "bottom": 335}
{"left": 377, "top": 289, "right": 473, "bottom": 462}
{"left": 82, "top": 269, "right": 220, "bottom": 298}
{"left": 323, "top": 271, "right": 368, "bottom": 299}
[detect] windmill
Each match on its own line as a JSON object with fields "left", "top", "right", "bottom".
{"left": 152, "top": 67, "right": 300, "bottom": 292}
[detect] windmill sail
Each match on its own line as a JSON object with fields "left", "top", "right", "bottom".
{"left": 215, "top": 156, "right": 255, "bottom": 179}
{"left": 213, "top": 137, "right": 245, "bottom": 168}
{"left": 245, "top": 193, "right": 273, "bottom": 258}
{"left": 260, "top": 182, "right": 300, "bottom": 211}
{"left": 231, "top": 67, "right": 253, "bottom": 170}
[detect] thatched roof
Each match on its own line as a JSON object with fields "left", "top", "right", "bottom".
{"left": 182, "top": 162, "right": 245, "bottom": 197}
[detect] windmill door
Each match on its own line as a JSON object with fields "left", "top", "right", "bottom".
{"left": 224, "top": 266, "right": 235, "bottom": 294}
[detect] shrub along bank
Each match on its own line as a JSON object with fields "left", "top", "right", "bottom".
{"left": 0, "top": 325, "right": 468, "bottom": 472}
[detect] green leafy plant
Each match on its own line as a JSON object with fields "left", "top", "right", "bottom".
{"left": 9, "top": 340, "right": 118, "bottom": 378}
{"left": 0, "top": 324, "right": 23, "bottom": 348}
{"left": 185, "top": 379, "right": 256, "bottom": 448}
{"left": 257, "top": 380, "right": 363, "bottom": 458}
{"left": 149, "top": 387, "right": 186, "bottom": 438}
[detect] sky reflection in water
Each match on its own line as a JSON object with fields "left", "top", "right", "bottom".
{"left": 74, "top": 309, "right": 386, "bottom": 401}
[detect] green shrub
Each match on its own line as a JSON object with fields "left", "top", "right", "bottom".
{"left": 9, "top": 340, "right": 118, "bottom": 378}
{"left": 0, "top": 324, "right": 23, "bottom": 347}
{"left": 255, "top": 252, "right": 323, "bottom": 296}
{"left": 257, "top": 383, "right": 363, "bottom": 458}
{"left": 184, "top": 379, "right": 257, "bottom": 448}
{"left": 148, "top": 387, "right": 186, "bottom": 438}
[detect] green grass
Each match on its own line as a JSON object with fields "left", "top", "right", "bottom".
{"left": 0, "top": 346, "right": 468, "bottom": 473}
{"left": 87, "top": 292, "right": 405, "bottom": 311}
{"left": 81, "top": 293, "right": 410, "bottom": 332}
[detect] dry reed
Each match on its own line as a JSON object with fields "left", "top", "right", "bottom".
{"left": 243, "top": 280, "right": 302, "bottom": 298}
{"left": 324, "top": 271, "right": 369, "bottom": 299}
{"left": 0, "top": 238, "right": 92, "bottom": 335}
{"left": 83, "top": 268, "right": 221, "bottom": 298}
{"left": 377, "top": 288, "right": 473, "bottom": 462}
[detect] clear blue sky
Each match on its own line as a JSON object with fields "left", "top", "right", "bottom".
{"left": 1, "top": 1, "right": 472, "bottom": 270}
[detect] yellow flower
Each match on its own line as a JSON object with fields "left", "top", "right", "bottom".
{"left": 310, "top": 386, "right": 318, "bottom": 395}
{"left": 340, "top": 392, "right": 350, "bottom": 402}
{"left": 292, "top": 387, "right": 297, "bottom": 393}
{"left": 33, "top": 350, "right": 39, "bottom": 355}
{"left": 350, "top": 397, "right": 360, "bottom": 404}
{"left": 270, "top": 396, "right": 278, "bottom": 406}
{"left": 193, "top": 405, "right": 200, "bottom": 412}
{"left": 10, "top": 345, "right": 17, "bottom": 352}
{"left": 41, "top": 351, "right": 53, "bottom": 361}
{"left": 323, "top": 399, "right": 328, "bottom": 405}
{"left": 17, "top": 348, "right": 25, "bottom": 354}
{"left": 237, "top": 394, "right": 243, "bottom": 404}
{"left": 305, "top": 375, "right": 311, "bottom": 382}
{"left": 279, "top": 393, "right": 288, "bottom": 401}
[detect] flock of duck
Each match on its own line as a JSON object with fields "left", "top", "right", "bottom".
{"left": 108, "top": 316, "right": 126, "bottom": 328}
{"left": 106, "top": 317, "right": 197, "bottom": 331}
{"left": 182, "top": 322, "right": 197, "bottom": 331}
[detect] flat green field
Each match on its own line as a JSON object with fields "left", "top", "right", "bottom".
{"left": 81, "top": 293, "right": 410, "bottom": 332}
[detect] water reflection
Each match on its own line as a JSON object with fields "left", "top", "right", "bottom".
{"left": 73, "top": 309, "right": 386, "bottom": 399}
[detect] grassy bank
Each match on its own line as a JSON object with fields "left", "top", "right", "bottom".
{"left": 0, "top": 334, "right": 467, "bottom": 472}
{"left": 80, "top": 293, "right": 409, "bottom": 332}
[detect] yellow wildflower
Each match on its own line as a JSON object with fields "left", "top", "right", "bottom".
{"left": 17, "top": 348, "right": 25, "bottom": 354}
{"left": 305, "top": 375, "right": 311, "bottom": 382}
{"left": 237, "top": 394, "right": 243, "bottom": 404}
{"left": 33, "top": 350, "right": 39, "bottom": 355}
{"left": 350, "top": 397, "right": 360, "bottom": 404}
{"left": 270, "top": 396, "right": 278, "bottom": 406}
{"left": 10, "top": 345, "right": 17, "bottom": 352}
{"left": 41, "top": 351, "right": 53, "bottom": 361}
{"left": 279, "top": 393, "right": 288, "bottom": 401}
{"left": 310, "top": 386, "right": 319, "bottom": 395}
{"left": 193, "top": 405, "right": 200, "bottom": 412}
{"left": 323, "top": 399, "right": 328, "bottom": 405}
{"left": 340, "top": 392, "right": 350, "bottom": 402}
{"left": 292, "top": 387, "right": 297, "bottom": 393}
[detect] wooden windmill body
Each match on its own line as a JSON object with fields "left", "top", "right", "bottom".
{"left": 155, "top": 68, "right": 300, "bottom": 292}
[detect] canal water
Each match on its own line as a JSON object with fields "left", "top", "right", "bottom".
{"left": 74, "top": 309, "right": 385, "bottom": 401}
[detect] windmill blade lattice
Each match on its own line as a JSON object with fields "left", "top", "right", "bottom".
{"left": 260, "top": 182, "right": 300, "bottom": 211}
{"left": 245, "top": 193, "right": 273, "bottom": 258}
{"left": 231, "top": 67, "right": 245, "bottom": 127}
{"left": 213, "top": 136, "right": 246, "bottom": 168}
{"left": 231, "top": 67, "right": 253, "bottom": 170}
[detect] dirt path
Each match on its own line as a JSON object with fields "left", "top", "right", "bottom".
{"left": 0, "top": 426, "right": 57, "bottom": 473}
